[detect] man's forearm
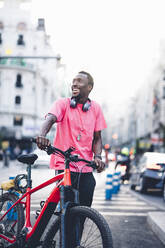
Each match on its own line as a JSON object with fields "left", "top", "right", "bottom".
{"left": 93, "top": 138, "right": 102, "bottom": 157}
{"left": 92, "top": 131, "right": 102, "bottom": 157}
{"left": 39, "top": 115, "right": 56, "bottom": 137}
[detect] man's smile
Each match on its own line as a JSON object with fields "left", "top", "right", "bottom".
{"left": 72, "top": 88, "right": 80, "bottom": 96}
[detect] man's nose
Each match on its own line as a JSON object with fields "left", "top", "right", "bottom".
{"left": 72, "top": 81, "right": 78, "bottom": 87}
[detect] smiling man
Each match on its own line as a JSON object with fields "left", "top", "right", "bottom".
{"left": 36, "top": 71, "right": 107, "bottom": 207}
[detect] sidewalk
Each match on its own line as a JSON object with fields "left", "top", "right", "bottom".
{"left": 0, "top": 160, "right": 26, "bottom": 182}
{"left": 129, "top": 186, "right": 165, "bottom": 245}
{"left": 147, "top": 212, "right": 165, "bottom": 245}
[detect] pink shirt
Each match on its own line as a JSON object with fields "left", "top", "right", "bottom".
{"left": 48, "top": 98, "right": 107, "bottom": 173}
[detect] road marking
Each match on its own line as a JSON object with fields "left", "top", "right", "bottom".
{"left": 98, "top": 211, "right": 147, "bottom": 216}
{"left": 93, "top": 201, "right": 148, "bottom": 206}
{"left": 94, "top": 197, "right": 136, "bottom": 201}
{"left": 92, "top": 205, "right": 156, "bottom": 210}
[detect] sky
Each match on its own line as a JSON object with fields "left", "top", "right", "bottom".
{"left": 30, "top": 0, "right": 165, "bottom": 109}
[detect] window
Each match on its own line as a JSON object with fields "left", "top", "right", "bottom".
{"left": 37, "top": 18, "right": 45, "bottom": 31}
{"left": 0, "top": 33, "right": 2, "bottom": 44}
{"left": 163, "top": 87, "right": 165, "bottom": 99}
{"left": 0, "top": 22, "right": 4, "bottom": 30}
{"left": 13, "top": 116, "right": 23, "bottom": 126}
{"left": 17, "top": 22, "right": 27, "bottom": 31}
{"left": 17, "top": 35, "right": 25, "bottom": 45}
{"left": 15, "top": 96, "right": 21, "bottom": 104}
{"left": 15, "top": 74, "right": 23, "bottom": 88}
{"left": 0, "top": 71, "right": 1, "bottom": 87}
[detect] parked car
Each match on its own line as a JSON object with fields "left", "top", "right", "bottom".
{"left": 129, "top": 152, "right": 165, "bottom": 193}
{"left": 33, "top": 149, "right": 50, "bottom": 168}
{"left": 159, "top": 164, "right": 165, "bottom": 201}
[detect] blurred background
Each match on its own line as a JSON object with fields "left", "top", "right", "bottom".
{"left": 1, "top": 0, "right": 165, "bottom": 163}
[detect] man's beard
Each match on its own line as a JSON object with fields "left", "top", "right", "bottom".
{"left": 72, "top": 94, "right": 81, "bottom": 102}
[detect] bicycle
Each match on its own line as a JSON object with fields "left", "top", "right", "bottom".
{"left": 0, "top": 138, "right": 113, "bottom": 248}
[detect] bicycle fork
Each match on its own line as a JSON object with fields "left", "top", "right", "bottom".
{"left": 60, "top": 185, "right": 80, "bottom": 248}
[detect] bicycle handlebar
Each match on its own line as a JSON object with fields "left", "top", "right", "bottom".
{"left": 31, "top": 138, "right": 97, "bottom": 170}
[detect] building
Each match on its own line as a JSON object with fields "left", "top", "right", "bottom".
{"left": 0, "top": 0, "right": 66, "bottom": 156}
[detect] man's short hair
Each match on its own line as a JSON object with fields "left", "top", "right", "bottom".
{"left": 78, "top": 71, "right": 94, "bottom": 88}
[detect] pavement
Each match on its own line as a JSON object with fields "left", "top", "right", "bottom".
{"left": 147, "top": 211, "right": 165, "bottom": 245}
{"left": 129, "top": 184, "right": 165, "bottom": 245}
{"left": 0, "top": 160, "right": 165, "bottom": 245}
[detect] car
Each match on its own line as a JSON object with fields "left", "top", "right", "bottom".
{"left": 129, "top": 152, "right": 165, "bottom": 193}
{"left": 159, "top": 164, "right": 165, "bottom": 201}
{"left": 32, "top": 149, "right": 50, "bottom": 168}
{"left": 162, "top": 171, "right": 165, "bottom": 201}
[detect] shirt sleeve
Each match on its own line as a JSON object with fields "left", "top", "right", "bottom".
{"left": 48, "top": 98, "right": 67, "bottom": 122}
{"left": 94, "top": 103, "right": 107, "bottom": 131}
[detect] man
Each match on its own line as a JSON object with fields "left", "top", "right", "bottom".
{"left": 36, "top": 71, "right": 107, "bottom": 207}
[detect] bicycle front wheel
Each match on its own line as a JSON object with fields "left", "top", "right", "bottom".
{"left": 42, "top": 206, "right": 113, "bottom": 248}
{"left": 0, "top": 192, "right": 24, "bottom": 246}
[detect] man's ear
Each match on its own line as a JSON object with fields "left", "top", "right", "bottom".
{"left": 88, "top": 84, "right": 93, "bottom": 92}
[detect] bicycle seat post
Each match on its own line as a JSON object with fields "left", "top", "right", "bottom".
{"left": 26, "top": 163, "right": 32, "bottom": 189}
{"left": 24, "top": 162, "right": 33, "bottom": 231}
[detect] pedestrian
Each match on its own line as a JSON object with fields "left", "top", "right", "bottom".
{"left": 13, "top": 145, "right": 21, "bottom": 159}
{"left": 1, "top": 140, "right": 10, "bottom": 167}
{"left": 36, "top": 71, "right": 107, "bottom": 207}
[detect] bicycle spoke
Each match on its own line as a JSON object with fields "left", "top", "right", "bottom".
{"left": 83, "top": 235, "right": 103, "bottom": 247}
{"left": 0, "top": 193, "right": 24, "bottom": 246}
{"left": 82, "top": 232, "right": 102, "bottom": 247}
{"left": 82, "top": 219, "right": 100, "bottom": 245}
{"left": 80, "top": 218, "right": 103, "bottom": 247}
{"left": 81, "top": 217, "right": 95, "bottom": 244}
{"left": 85, "top": 242, "right": 104, "bottom": 248}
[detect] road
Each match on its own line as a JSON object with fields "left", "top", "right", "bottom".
{"left": 93, "top": 184, "right": 164, "bottom": 248}
{"left": 0, "top": 161, "right": 165, "bottom": 247}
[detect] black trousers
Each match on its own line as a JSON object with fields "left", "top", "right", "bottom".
{"left": 57, "top": 170, "right": 96, "bottom": 207}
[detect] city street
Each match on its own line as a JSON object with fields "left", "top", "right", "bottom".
{"left": 93, "top": 184, "right": 165, "bottom": 248}
{"left": 0, "top": 161, "right": 165, "bottom": 247}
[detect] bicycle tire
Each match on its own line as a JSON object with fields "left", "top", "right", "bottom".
{"left": 0, "top": 192, "right": 25, "bottom": 246}
{"left": 42, "top": 206, "right": 113, "bottom": 248}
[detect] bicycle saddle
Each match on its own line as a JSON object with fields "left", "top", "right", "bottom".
{"left": 17, "top": 153, "right": 38, "bottom": 164}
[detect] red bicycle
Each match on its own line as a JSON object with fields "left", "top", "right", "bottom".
{"left": 0, "top": 139, "right": 113, "bottom": 248}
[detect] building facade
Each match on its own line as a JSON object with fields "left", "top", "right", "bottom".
{"left": 109, "top": 42, "right": 165, "bottom": 153}
{"left": 0, "top": 0, "right": 67, "bottom": 155}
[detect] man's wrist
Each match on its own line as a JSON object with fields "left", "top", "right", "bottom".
{"left": 94, "top": 154, "right": 102, "bottom": 160}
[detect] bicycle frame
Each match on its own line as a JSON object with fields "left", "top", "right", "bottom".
{"left": 0, "top": 171, "right": 65, "bottom": 245}
{"left": 0, "top": 143, "right": 95, "bottom": 247}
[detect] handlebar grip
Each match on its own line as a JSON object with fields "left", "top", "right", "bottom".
{"left": 86, "top": 162, "right": 98, "bottom": 170}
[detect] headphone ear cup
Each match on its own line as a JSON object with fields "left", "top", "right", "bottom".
{"left": 82, "top": 102, "right": 91, "bottom": 112}
{"left": 70, "top": 98, "right": 77, "bottom": 108}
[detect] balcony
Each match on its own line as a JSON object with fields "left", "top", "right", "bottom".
{"left": 0, "top": 58, "right": 35, "bottom": 71}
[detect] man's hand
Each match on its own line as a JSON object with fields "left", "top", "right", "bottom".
{"left": 36, "top": 136, "right": 51, "bottom": 150}
{"left": 94, "top": 157, "right": 105, "bottom": 173}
